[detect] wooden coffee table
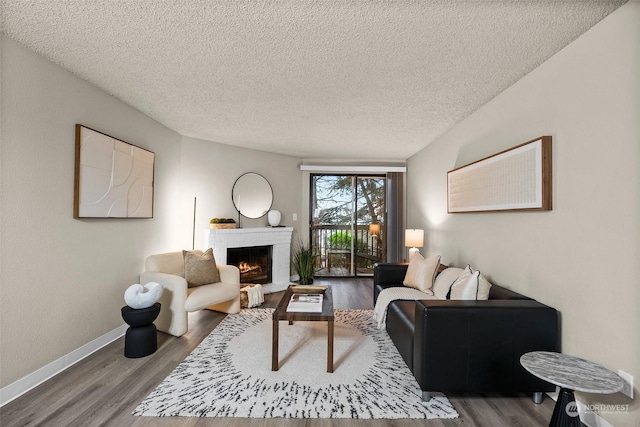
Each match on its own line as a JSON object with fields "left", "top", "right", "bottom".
{"left": 272, "top": 285, "right": 334, "bottom": 372}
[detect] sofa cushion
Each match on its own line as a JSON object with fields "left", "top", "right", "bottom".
{"left": 403, "top": 253, "right": 440, "bottom": 294}
{"left": 449, "top": 266, "right": 480, "bottom": 300}
{"left": 183, "top": 248, "right": 221, "bottom": 288}
{"left": 433, "top": 267, "right": 465, "bottom": 300}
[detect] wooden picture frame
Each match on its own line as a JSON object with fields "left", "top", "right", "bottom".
{"left": 74, "top": 125, "right": 155, "bottom": 218}
{"left": 447, "top": 136, "right": 551, "bottom": 213}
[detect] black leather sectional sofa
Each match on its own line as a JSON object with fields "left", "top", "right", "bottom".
{"left": 373, "top": 262, "right": 560, "bottom": 402}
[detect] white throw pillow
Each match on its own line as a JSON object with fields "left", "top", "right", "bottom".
{"left": 433, "top": 267, "right": 465, "bottom": 300}
{"left": 403, "top": 253, "right": 441, "bottom": 294}
{"left": 476, "top": 272, "right": 493, "bottom": 300}
{"left": 449, "top": 266, "right": 480, "bottom": 300}
{"left": 466, "top": 264, "right": 493, "bottom": 300}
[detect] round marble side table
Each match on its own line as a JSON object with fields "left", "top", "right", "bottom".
{"left": 520, "top": 351, "right": 624, "bottom": 427}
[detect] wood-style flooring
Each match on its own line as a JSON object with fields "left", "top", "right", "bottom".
{"left": 1, "top": 278, "right": 554, "bottom": 426}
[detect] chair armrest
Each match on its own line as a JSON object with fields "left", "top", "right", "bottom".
{"left": 140, "top": 271, "right": 188, "bottom": 312}
{"left": 218, "top": 264, "right": 240, "bottom": 285}
{"left": 140, "top": 271, "right": 190, "bottom": 336}
{"left": 141, "top": 271, "right": 187, "bottom": 294}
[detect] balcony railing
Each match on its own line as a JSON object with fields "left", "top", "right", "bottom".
{"left": 311, "top": 224, "right": 384, "bottom": 276}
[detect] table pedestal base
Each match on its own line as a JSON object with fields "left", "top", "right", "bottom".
{"left": 550, "top": 388, "right": 581, "bottom": 427}
{"left": 121, "top": 303, "right": 160, "bottom": 358}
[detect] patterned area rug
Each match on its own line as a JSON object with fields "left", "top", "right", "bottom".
{"left": 133, "top": 309, "right": 459, "bottom": 419}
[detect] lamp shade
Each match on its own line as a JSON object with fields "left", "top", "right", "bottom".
{"left": 369, "top": 223, "right": 380, "bottom": 236}
{"left": 405, "top": 229, "right": 424, "bottom": 248}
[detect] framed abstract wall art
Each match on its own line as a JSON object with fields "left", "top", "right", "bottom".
{"left": 74, "top": 125, "right": 155, "bottom": 218}
{"left": 447, "top": 136, "right": 552, "bottom": 213}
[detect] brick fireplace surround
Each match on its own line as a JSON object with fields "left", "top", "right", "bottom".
{"left": 204, "top": 227, "right": 293, "bottom": 293}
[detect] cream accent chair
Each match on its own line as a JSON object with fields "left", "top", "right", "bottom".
{"left": 140, "top": 250, "right": 241, "bottom": 337}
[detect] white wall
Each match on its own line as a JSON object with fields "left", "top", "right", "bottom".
{"left": 178, "top": 135, "right": 304, "bottom": 250}
{"left": 0, "top": 35, "right": 305, "bottom": 393}
{"left": 0, "top": 34, "right": 184, "bottom": 386}
{"left": 407, "top": 3, "right": 639, "bottom": 426}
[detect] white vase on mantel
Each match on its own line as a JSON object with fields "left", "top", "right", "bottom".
{"left": 268, "top": 210, "right": 281, "bottom": 227}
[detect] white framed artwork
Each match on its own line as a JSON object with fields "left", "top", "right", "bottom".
{"left": 74, "top": 125, "right": 155, "bottom": 218}
{"left": 447, "top": 136, "right": 552, "bottom": 213}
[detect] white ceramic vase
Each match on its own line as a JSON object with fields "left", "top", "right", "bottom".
{"left": 268, "top": 210, "right": 281, "bottom": 227}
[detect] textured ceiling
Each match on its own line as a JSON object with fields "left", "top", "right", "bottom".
{"left": 0, "top": 1, "right": 626, "bottom": 160}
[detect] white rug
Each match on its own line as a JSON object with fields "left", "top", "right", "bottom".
{"left": 133, "top": 309, "right": 459, "bottom": 419}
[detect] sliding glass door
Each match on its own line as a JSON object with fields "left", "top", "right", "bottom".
{"left": 310, "top": 174, "right": 386, "bottom": 277}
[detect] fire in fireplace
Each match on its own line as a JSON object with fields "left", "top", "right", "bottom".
{"left": 227, "top": 245, "right": 272, "bottom": 284}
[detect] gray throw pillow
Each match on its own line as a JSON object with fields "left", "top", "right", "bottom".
{"left": 183, "top": 248, "right": 221, "bottom": 288}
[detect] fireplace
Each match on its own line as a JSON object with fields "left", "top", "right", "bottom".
{"left": 206, "top": 226, "right": 293, "bottom": 293}
{"left": 227, "top": 245, "right": 272, "bottom": 284}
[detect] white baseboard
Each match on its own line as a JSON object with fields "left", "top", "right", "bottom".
{"left": 546, "top": 389, "right": 614, "bottom": 427}
{"left": 0, "top": 324, "right": 127, "bottom": 407}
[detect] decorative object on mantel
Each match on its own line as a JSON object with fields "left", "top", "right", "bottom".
{"left": 74, "top": 124, "right": 155, "bottom": 218}
{"left": 209, "top": 218, "right": 236, "bottom": 229}
{"left": 447, "top": 136, "right": 552, "bottom": 213}
{"left": 124, "top": 282, "right": 163, "bottom": 309}
{"left": 132, "top": 309, "right": 459, "bottom": 419}
{"left": 292, "top": 238, "right": 316, "bottom": 285}
{"left": 267, "top": 209, "right": 281, "bottom": 227}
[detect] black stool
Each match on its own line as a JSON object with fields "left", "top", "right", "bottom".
{"left": 121, "top": 303, "right": 161, "bottom": 358}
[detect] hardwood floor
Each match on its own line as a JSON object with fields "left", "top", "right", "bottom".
{"left": 1, "top": 278, "right": 554, "bottom": 426}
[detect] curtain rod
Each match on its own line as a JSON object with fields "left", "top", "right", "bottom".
{"left": 299, "top": 165, "right": 406, "bottom": 173}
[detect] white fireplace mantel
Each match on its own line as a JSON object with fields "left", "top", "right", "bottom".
{"left": 204, "top": 227, "right": 293, "bottom": 293}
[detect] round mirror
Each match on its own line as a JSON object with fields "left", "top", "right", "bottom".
{"left": 232, "top": 173, "right": 273, "bottom": 219}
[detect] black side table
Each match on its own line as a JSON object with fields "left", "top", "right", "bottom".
{"left": 121, "top": 303, "right": 161, "bottom": 358}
